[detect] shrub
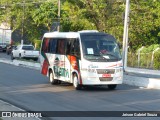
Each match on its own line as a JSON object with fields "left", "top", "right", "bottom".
{"left": 153, "top": 50, "right": 160, "bottom": 70}
{"left": 127, "top": 52, "right": 138, "bottom": 67}
{"left": 147, "top": 44, "right": 159, "bottom": 52}
{"left": 140, "top": 44, "right": 160, "bottom": 53}
{"left": 140, "top": 53, "right": 152, "bottom": 68}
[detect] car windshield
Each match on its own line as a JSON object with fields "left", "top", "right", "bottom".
{"left": 22, "top": 46, "right": 34, "bottom": 50}
{"left": 0, "top": 43, "right": 7, "bottom": 45}
{"left": 80, "top": 33, "right": 122, "bottom": 62}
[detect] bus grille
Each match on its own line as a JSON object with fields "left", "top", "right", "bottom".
{"left": 96, "top": 69, "right": 114, "bottom": 81}
{"left": 96, "top": 69, "right": 115, "bottom": 74}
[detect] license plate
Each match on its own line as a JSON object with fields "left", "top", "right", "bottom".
{"left": 102, "top": 74, "right": 111, "bottom": 78}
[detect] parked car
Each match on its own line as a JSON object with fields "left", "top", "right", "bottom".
{"left": 0, "top": 46, "right": 2, "bottom": 52}
{"left": 0, "top": 43, "right": 7, "bottom": 52}
{"left": 6, "top": 45, "right": 17, "bottom": 55}
{"left": 11, "top": 44, "right": 39, "bottom": 61}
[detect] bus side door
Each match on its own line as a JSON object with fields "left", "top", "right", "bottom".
{"left": 66, "top": 38, "right": 81, "bottom": 83}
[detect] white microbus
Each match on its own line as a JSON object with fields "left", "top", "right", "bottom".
{"left": 40, "top": 30, "right": 123, "bottom": 90}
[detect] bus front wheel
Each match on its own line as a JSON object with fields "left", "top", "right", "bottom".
{"left": 108, "top": 84, "right": 117, "bottom": 90}
{"left": 73, "top": 74, "right": 82, "bottom": 90}
{"left": 49, "top": 71, "right": 58, "bottom": 85}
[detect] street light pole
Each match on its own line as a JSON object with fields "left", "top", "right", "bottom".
{"left": 122, "top": 0, "right": 130, "bottom": 71}
{"left": 57, "top": 0, "right": 60, "bottom": 32}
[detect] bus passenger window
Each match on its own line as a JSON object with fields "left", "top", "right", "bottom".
{"left": 48, "top": 39, "right": 57, "bottom": 53}
{"left": 56, "top": 39, "right": 66, "bottom": 55}
{"left": 66, "top": 39, "right": 72, "bottom": 55}
{"left": 42, "top": 38, "right": 49, "bottom": 53}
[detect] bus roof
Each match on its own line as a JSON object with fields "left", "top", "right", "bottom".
{"left": 43, "top": 30, "right": 100, "bottom": 38}
{"left": 43, "top": 32, "right": 79, "bottom": 38}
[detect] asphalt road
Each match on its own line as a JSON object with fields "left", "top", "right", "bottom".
{"left": 0, "top": 62, "right": 160, "bottom": 120}
{"left": 0, "top": 52, "right": 160, "bottom": 120}
{"left": 0, "top": 52, "right": 11, "bottom": 60}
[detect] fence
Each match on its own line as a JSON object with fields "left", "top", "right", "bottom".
{"left": 127, "top": 48, "right": 160, "bottom": 70}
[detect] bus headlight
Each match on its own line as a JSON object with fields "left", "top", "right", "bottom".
{"left": 116, "top": 67, "right": 123, "bottom": 73}
{"left": 88, "top": 68, "right": 96, "bottom": 73}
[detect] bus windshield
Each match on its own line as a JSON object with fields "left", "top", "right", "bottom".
{"left": 80, "top": 33, "right": 122, "bottom": 62}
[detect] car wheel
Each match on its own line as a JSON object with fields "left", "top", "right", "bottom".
{"left": 108, "top": 84, "right": 117, "bottom": 90}
{"left": 19, "top": 54, "right": 22, "bottom": 59}
{"left": 49, "top": 70, "right": 58, "bottom": 85}
{"left": 73, "top": 74, "right": 82, "bottom": 90}
{"left": 11, "top": 53, "right": 15, "bottom": 60}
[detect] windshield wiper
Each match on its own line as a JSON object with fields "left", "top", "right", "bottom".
{"left": 102, "top": 53, "right": 120, "bottom": 59}
{"left": 85, "top": 54, "right": 101, "bottom": 56}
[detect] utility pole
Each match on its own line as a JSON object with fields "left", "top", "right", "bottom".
{"left": 21, "top": 0, "right": 25, "bottom": 45}
{"left": 122, "top": 0, "right": 130, "bottom": 70}
{"left": 57, "top": 0, "right": 60, "bottom": 32}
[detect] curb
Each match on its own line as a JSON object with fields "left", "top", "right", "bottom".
{"left": 123, "top": 75, "right": 160, "bottom": 89}
{"left": 124, "top": 67, "right": 160, "bottom": 89}
{"left": 0, "top": 59, "right": 40, "bottom": 70}
{"left": 13, "top": 60, "right": 40, "bottom": 70}
{"left": 125, "top": 67, "right": 160, "bottom": 76}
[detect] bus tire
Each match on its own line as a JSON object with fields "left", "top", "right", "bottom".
{"left": 108, "top": 84, "right": 117, "bottom": 90}
{"left": 73, "top": 74, "right": 82, "bottom": 90}
{"left": 49, "top": 70, "right": 58, "bottom": 85}
{"left": 57, "top": 80, "right": 61, "bottom": 84}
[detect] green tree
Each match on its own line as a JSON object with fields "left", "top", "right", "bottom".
{"left": 0, "top": 0, "right": 48, "bottom": 42}
{"left": 76, "top": 0, "right": 125, "bottom": 42}
{"left": 129, "top": 0, "right": 160, "bottom": 50}
{"left": 61, "top": 1, "right": 96, "bottom": 32}
{"left": 32, "top": 1, "right": 58, "bottom": 32}
{"left": 0, "top": 0, "right": 160, "bottom": 50}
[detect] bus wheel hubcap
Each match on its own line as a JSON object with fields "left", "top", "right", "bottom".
{"left": 50, "top": 72, "right": 53, "bottom": 83}
{"left": 73, "top": 76, "right": 78, "bottom": 88}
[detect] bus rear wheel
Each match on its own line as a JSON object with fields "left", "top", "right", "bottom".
{"left": 73, "top": 74, "right": 82, "bottom": 90}
{"left": 49, "top": 70, "right": 58, "bottom": 84}
{"left": 108, "top": 84, "right": 117, "bottom": 90}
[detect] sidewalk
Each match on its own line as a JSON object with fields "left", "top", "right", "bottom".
{"left": 125, "top": 67, "right": 160, "bottom": 77}
{"left": 0, "top": 58, "right": 40, "bottom": 70}
{"left": 124, "top": 67, "right": 160, "bottom": 89}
